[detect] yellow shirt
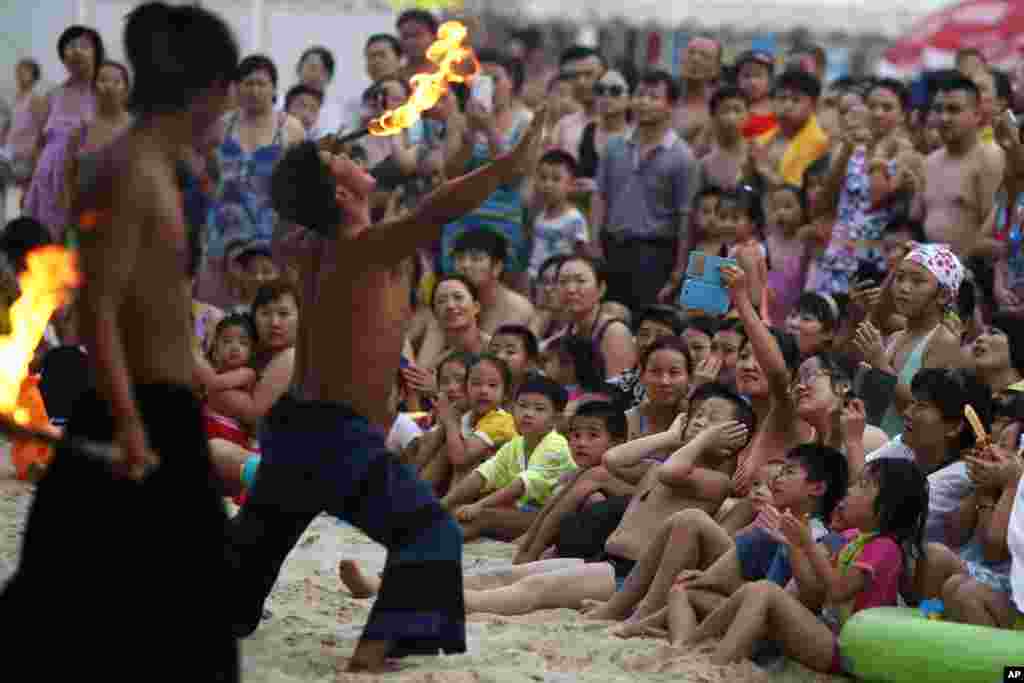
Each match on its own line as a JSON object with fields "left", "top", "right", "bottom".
{"left": 476, "top": 430, "right": 575, "bottom": 507}
{"left": 462, "top": 408, "right": 517, "bottom": 449}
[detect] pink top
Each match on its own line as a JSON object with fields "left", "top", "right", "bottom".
{"left": 550, "top": 110, "right": 593, "bottom": 162}
{"left": 4, "top": 91, "right": 40, "bottom": 161}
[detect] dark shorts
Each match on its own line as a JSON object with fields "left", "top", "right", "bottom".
{"left": 226, "top": 394, "right": 466, "bottom": 658}
{"left": 735, "top": 528, "right": 785, "bottom": 582}
{"left": 0, "top": 384, "right": 239, "bottom": 681}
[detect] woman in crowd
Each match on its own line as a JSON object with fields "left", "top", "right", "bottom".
{"left": 199, "top": 54, "right": 304, "bottom": 307}
{"left": 3, "top": 58, "right": 43, "bottom": 196}
{"left": 24, "top": 26, "right": 104, "bottom": 241}
{"left": 413, "top": 274, "right": 490, "bottom": 377}
{"left": 528, "top": 254, "right": 571, "bottom": 347}
{"left": 969, "top": 312, "right": 1024, "bottom": 400}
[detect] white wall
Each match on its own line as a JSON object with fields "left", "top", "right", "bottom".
{"left": 0, "top": 0, "right": 397, "bottom": 109}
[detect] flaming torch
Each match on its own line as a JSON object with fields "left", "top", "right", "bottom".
{"left": 329, "top": 20, "right": 478, "bottom": 148}
{"left": 0, "top": 246, "right": 114, "bottom": 475}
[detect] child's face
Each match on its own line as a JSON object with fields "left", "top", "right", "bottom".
{"left": 287, "top": 93, "right": 322, "bottom": 133}
{"left": 467, "top": 360, "right": 505, "bottom": 416}
{"left": 769, "top": 189, "right": 803, "bottom": 231}
{"left": 568, "top": 415, "right": 615, "bottom": 468}
{"left": 711, "top": 329, "right": 743, "bottom": 371}
{"left": 514, "top": 391, "right": 557, "bottom": 438}
{"left": 715, "top": 204, "right": 750, "bottom": 240}
{"left": 785, "top": 310, "right": 832, "bottom": 358}
{"left": 775, "top": 88, "right": 815, "bottom": 131}
{"left": 868, "top": 86, "right": 904, "bottom": 137}
{"left": 695, "top": 195, "right": 719, "bottom": 234}
{"left": 682, "top": 328, "right": 712, "bottom": 367}
{"left": 770, "top": 459, "right": 818, "bottom": 511}
{"left": 490, "top": 333, "right": 531, "bottom": 382}
{"left": 213, "top": 324, "right": 253, "bottom": 371}
{"left": 738, "top": 62, "right": 772, "bottom": 102}
{"left": 749, "top": 463, "right": 781, "bottom": 509}
{"left": 683, "top": 397, "right": 739, "bottom": 447}
{"left": 641, "top": 348, "right": 690, "bottom": 408}
{"left": 713, "top": 97, "right": 748, "bottom": 136}
{"left": 836, "top": 471, "right": 881, "bottom": 531}
{"left": 535, "top": 162, "right": 573, "bottom": 206}
{"left": 437, "top": 360, "right": 469, "bottom": 410}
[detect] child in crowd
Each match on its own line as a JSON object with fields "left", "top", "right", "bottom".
{"left": 735, "top": 51, "right": 777, "bottom": 141}
{"left": 514, "top": 400, "right": 633, "bottom": 564}
{"left": 529, "top": 150, "right": 589, "bottom": 284}
{"left": 284, "top": 84, "right": 324, "bottom": 139}
{"left": 585, "top": 444, "right": 849, "bottom": 639}
{"left": 701, "top": 87, "right": 752, "bottom": 191}
{"left": 543, "top": 334, "right": 608, "bottom": 417}
{"left": 754, "top": 69, "right": 829, "bottom": 188}
{"left": 785, "top": 291, "right": 841, "bottom": 360}
{"left": 420, "top": 354, "right": 518, "bottom": 495}
{"left": 688, "top": 458, "right": 928, "bottom": 671}
{"left": 764, "top": 184, "right": 812, "bottom": 325}
{"left": 689, "top": 187, "right": 726, "bottom": 257}
{"left": 442, "top": 376, "right": 573, "bottom": 541}
{"left": 718, "top": 189, "right": 768, "bottom": 315}
{"left": 203, "top": 314, "right": 259, "bottom": 451}
{"left": 489, "top": 324, "right": 540, "bottom": 399}
{"left": 392, "top": 352, "right": 474, "bottom": 466}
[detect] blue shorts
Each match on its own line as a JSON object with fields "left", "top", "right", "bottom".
{"left": 735, "top": 528, "right": 784, "bottom": 582}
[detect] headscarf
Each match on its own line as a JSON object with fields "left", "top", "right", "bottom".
{"left": 903, "top": 243, "right": 965, "bottom": 299}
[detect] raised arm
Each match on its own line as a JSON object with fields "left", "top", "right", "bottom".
{"left": 604, "top": 413, "right": 686, "bottom": 484}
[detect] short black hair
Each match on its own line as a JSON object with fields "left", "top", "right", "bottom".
{"left": 235, "top": 243, "right": 273, "bottom": 268}
{"left": 549, "top": 335, "right": 607, "bottom": 392}
{"left": 773, "top": 68, "right": 822, "bottom": 100}
{"left": 795, "top": 292, "right": 841, "bottom": 332}
{"left": 57, "top": 25, "right": 104, "bottom": 75}
{"left": 709, "top": 85, "right": 746, "bottom": 115}
{"left": 366, "top": 33, "right": 402, "bottom": 57}
{"left": 430, "top": 273, "right": 479, "bottom": 309}
{"left": 0, "top": 217, "right": 53, "bottom": 273}
{"left": 689, "top": 382, "right": 757, "bottom": 448}
{"left": 557, "top": 255, "right": 609, "bottom": 288}
{"left": 297, "top": 46, "right": 335, "bottom": 80}
{"left": 251, "top": 279, "right": 299, "bottom": 315}
{"left": 284, "top": 84, "right": 323, "bottom": 110}
{"left": 452, "top": 229, "right": 508, "bottom": 264}
{"left": 718, "top": 187, "right": 765, "bottom": 227}
{"left": 734, "top": 50, "right": 775, "bottom": 76}
{"left": 124, "top": 3, "right": 238, "bottom": 116}
{"left": 937, "top": 74, "right": 981, "bottom": 103}
{"left": 785, "top": 443, "right": 849, "bottom": 523}
{"left": 869, "top": 78, "right": 911, "bottom": 113}
{"left": 634, "top": 304, "right": 686, "bottom": 336}
{"left": 640, "top": 336, "right": 693, "bottom": 375}
{"left": 213, "top": 312, "right": 257, "bottom": 347}
{"left": 682, "top": 314, "right": 717, "bottom": 340}
{"left": 559, "top": 45, "right": 606, "bottom": 70}
{"left": 493, "top": 323, "right": 540, "bottom": 361}
{"left": 910, "top": 368, "right": 992, "bottom": 453}
{"left": 637, "top": 69, "right": 680, "bottom": 104}
{"left": 538, "top": 254, "right": 568, "bottom": 281}
{"left": 517, "top": 375, "right": 569, "bottom": 413}
{"left": 571, "top": 400, "right": 628, "bottom": 442}
{"left": 470, "top": 353, "right": 512, "bottom": 392}
{"left": 884, "top": 215, "right": 927, "bottom": 243}
{"left": 237, "top": 54, "right": 278, "bottom": 87}
{"left": 397, "top": 9, "right": 438, "bottom": 34}
{"left": 17, "top": 58, "right": 41, "bottom": 84}
{"left": 539, "top": 149, "right": 578, "bottom": 177}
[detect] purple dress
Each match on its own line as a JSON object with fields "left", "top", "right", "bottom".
{"left": 23, "top": 84, "right": 95, "bottom": 242}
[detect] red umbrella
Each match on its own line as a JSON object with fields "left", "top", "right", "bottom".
{"left": 879, "top": 0, "right": 1024, "bottom": 77}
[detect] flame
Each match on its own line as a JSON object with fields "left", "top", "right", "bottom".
{"left": 0, "top": 246, "right": 80, "bottom": 425}
{"left": 369, "top": 20, "right": 478, "bottom": 136}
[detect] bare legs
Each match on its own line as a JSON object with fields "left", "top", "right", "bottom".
{"left": 465, "top": 562, "right": 615, "bottom": 615}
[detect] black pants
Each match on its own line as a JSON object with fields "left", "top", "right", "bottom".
{"left": 603, "top": 235, "right": 677, "bottom": 313}
{"left": 225, "top": 394, "right": 466, "bottom": 657}
{"left": 0, "top": 384, "right": 239, "bottom": 682}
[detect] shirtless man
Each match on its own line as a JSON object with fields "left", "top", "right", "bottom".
{"left": 457, "top": 384, "right": 755, "bottom": 615}
{"left": 919, "top": 76, "right": 1004, "bottom": 259}
{"left": 672, "top": 37, "right": 721, "bottom": 158}
{"left": 447, "top": 230, "right": 533, "bottom": 332}
{"left": 225, "top": 100, "right": 547, "bottom": 670}
{"left": 0, "top": 4, "right": 240, "bottom": 680}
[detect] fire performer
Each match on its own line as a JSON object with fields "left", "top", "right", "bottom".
{"left": 226, "top": 22, "right": 547, "bottom": 673}
{"left": 0, "top": 3, "right": 242, "bottom": 680}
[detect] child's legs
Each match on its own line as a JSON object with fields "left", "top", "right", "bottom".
{"left": 521, "top": 471, "right": 604, "bottom": 562}
{"left": 464, "top": 562, "right": 615, "bottom": 615}
{"left": 588, "top": 513, "right": 677, "bottom": 619}
{"left": 709, "top": 581, "right": 835, "bottom": 670}
{"left": 419, "top": 450, "right": 451, "bottom": 496}
{"left": 467, "top": 507, "right": 537, "bottom": 542}
{"left": 465, "top": 558, "right": 586, "bottom": 590}
{"left": 640, "top": 509, "right": 734, "bottom": 617}
{"left": 209, "top": 438, "right": 252, "bottom": 497}
{"left": 911, "top": 542, "right": 966, "bottom": 601}
{"left": 686, "top": 547, "right": 747, "bottom": 598}
{"left": 944, "top": 574, "right": 1018, "bottom": 628}
{"left": 667, "top": 586, "right": 727, "bottom": 645}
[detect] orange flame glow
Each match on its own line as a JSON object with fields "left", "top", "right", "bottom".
{"left": 369, "top": 20, "right": 477, "bottom": 136}
{"left": 0, "top": 246, "right": 80, "bottom": 425}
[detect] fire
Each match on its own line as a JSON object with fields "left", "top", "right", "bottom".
{"left": 0, "top": 246, "right": 80, "bottom": 425}
{"left": 369, "top": 20, "right": 477, "bottom": 136}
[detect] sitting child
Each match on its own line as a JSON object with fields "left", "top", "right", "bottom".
{"left": 203, "top": 314, "right": 259, "bottom": 451}
{"left": 443, "top": 376, "right": 574, "bottom": 541}
{"left": 543, "top": 334, "right": 610, "bottom": 422}
{"left": 488, "top": 324, "right": 540, "bottom": 400}
{"left": 394, "top": 352, "right": 473, "bottom": 467}
{"left": 688, "top": 458, "right": 928, "bottom": 673}
{"left": 514, "top": 400, "right": 633, "bottom": 564}
{"left": 419, "top": 353, "right": 517, "bottom": 495}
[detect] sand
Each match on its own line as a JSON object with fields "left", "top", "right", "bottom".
{"left": 0, "top": 444, "right": 837, "bottom": 683}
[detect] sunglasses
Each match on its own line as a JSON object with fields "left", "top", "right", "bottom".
{"left": 594, "top": 84, "right": 627, "bottom": 97}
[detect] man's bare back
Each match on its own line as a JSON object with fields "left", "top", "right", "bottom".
{"left": 921, "top": 143, "right": 1003, "bottom": 256}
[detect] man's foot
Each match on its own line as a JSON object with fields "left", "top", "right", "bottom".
{"left": 347, "top": 639, "right": 394, "bottom": 672}
{"left": 338, "top": 559, "right": 381, "bottom": 598}
{"left": 580, "top": 599, "right": 627, "bottom": 621}
{"left": 610, "top": 620, "right": 668, "bottom": 640}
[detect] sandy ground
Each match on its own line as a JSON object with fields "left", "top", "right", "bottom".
{"left": 0, "top": 443, "right": 837, "bottom": 683}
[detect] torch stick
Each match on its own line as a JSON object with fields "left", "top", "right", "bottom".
{"left": 321, "top": 127, "right": 372, "bottom": 155}
{"left": 0, "top": 415, "right": 119, "bottom": 467}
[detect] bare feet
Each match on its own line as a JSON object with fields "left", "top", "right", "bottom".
{"left": 347, "top": 638, "right": 395, "bottom": 672}
{"left": 580, "top": 599, "right": 626, "bottom": 621}
{"left": 610, "top": 621, "right": 668, "bottom": 640}
{"left": 338, "top": 559, "right": 381, "bottom": 598}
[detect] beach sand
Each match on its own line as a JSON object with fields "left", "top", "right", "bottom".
{"left": 0, "top": 447, "right": 838, "bottom": 683}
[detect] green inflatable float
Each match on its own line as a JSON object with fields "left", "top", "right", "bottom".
{"left": 840, "top": 607, "right": 1022, "bottom": 683}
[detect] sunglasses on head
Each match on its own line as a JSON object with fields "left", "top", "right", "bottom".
{"left": 594, "top": 84, "right": 627, "bottom": 97}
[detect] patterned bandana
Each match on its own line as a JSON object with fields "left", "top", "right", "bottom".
{"left": 904, "top": 243, "right": 964, "bottom": 297}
